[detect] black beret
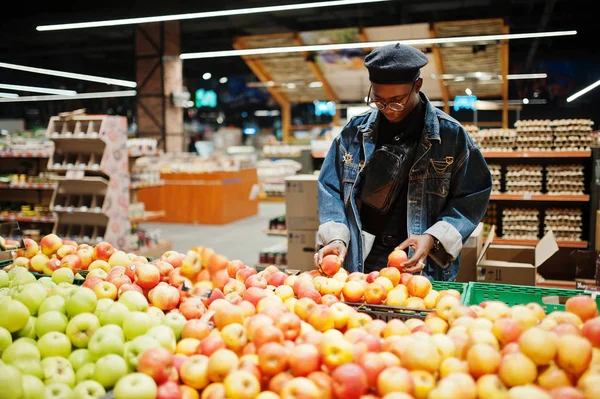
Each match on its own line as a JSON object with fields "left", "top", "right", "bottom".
{"left": 364, "top": 43, "right": 429, "bottom": 84}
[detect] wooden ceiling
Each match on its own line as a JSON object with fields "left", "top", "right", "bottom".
{"left": 234, "top": 18, "right": 507, "bottom": 106}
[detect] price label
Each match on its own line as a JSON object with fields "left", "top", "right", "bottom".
{"left": 65, "top": 170, "right": 85, "bottom": 179}
{"left": 523, "top": 193, "right": 532, "bottom": 200}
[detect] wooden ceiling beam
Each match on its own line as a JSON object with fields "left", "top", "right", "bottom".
{"left": 430, "top": 25, "right": 451, "bottom": 115}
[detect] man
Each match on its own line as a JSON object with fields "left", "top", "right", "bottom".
{"left": 313, "top": 43, "right": 492, "bottom": 281}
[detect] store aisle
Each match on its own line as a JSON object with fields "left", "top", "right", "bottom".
{"left": 140, "top": 202, "right": 287, "bottom": 267}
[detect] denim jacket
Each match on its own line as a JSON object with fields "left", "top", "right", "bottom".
{"left": 316, "top": 93, "right": 492, "bottom": 281}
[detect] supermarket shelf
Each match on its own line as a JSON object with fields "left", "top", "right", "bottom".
{"left": 490, "top": 194, "right": 589, "bottom": 202}
{"left": 0, "top": 215, "right": 55, "bottom": 223}
{"left": 259, "top": 194, "right": 285, "bottom": 203}
{"left": 132, "top": 240, "right": 172, "bottom": 259}
{"left": 265, "top": 229, "right": 287, "bottom": 236}
{"left": 130, "top": 210, "right": 166, "bottom": 223}
{"left": 481, "top": 151, "right": 591, "bottom": 159}
{"left": 128, "top": 150, "right": 160, "bottom": 158}
{"left": 0, "top": 182, "right": 56, "bottom": 190}
{"left": 312, "top": 152, "right": 326, "bottom": 159}
{"left": 493, "top": 238, "right": 588, "bottom": 249}
{"left": 129, "top": 181, "right": 165, "bottom": 190}
{"left": 0, "top": 150, "right": 51, "bottom": 158}
{"left": 537, "top": 279, "right": 577, "bottom": 289}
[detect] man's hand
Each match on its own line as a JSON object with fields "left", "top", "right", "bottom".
{"left": 395, "top": 234, "right": 435, "bottom": 273}
{"left": 313, "top": 240, "right": 347, "bottom": 273}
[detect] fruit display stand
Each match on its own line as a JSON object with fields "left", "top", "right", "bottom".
{"left": 46, "top": 113, "right": 131, "bottom": 250}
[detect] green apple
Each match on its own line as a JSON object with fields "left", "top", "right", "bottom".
{"left": 15, "top": 316, "right": 36, "bottom": 339}
{"left": 0, "top": 363, "right": 23, "bottom": 399}
{"left": 44, "top": 383, "right": 75, "bottom": 399}
{"left": 35, "top": 310, "right": 68, "bottom": 337}
{"left": 94, "top": 298, "right": 114, "bottom": 319}
{"left": 0, "top": 269, "right": 9, "bottom": 288}
{"left": 52, "top": 282, "right": 76, "bottom": 300}
{"left": 123, "top": 335, "right": 161, "bottom": 370}
{"left": 113, "top": 372, "right": 157, "bottom": 399}
{"left": 68, "top": 348, "right": 93, "bottom": 371}
{"left": 147, "top": 306, "right": 164, "bottom": 327}
{"left": 93, "top": 354, "right": 128, "bottom": 389}
{"left": 9, "top": 270, "right": 36, "bottom": 287}
{"left": 74, "top": 380, "right": 106, "bottom": 399}
{"left": 65, "top": 287, "right": 97, "bottom": 318}
{"left": 146, "top": 325, "right": 176, "bottom": 353}
{"left": 37, "top": 331, "right": 72, "bottom": 358}
{"left": 123, "top": 311, "right": 153, "bottom": 341}
{"left": 10, "top": 282, "right": 47, "bottom": 316}
{"left": 95, "top": 324, "right": 125, "bottom": 341}
{"left": 0, "top": 287, "right": 10, "bottom": 297}
{"left": 7, "top": 266, "right": 28, "bottom": 280}
{"left": 2, "top": 339, "right": 40, "bottom": 364}
{"left": 42, "top": 356, "right": 75, "bottom": 387}
{"left": 52, "top": 268, "right": 74, "bottom": 285}
{"left": 21, "top": 374, "right": 45, "bottom": 399}
{"left": 37, "top": 276, "right": 56, "bottom": 290}
{"left": 11, "top": 357, "right": 43, "bottom": 379}
{"left": 0, "top": 299, "right": 30, "bottom": 332}
{"left": 118, "top": 290, "right": 149, "bottom": 312}
{"left": 0, "top": 326, "right": 12, "bottom": 354}
{"left": 38, "top": 295, "right": 66, "bottom": 314}
{"left": 65, "top": 312, "right": 100, "bottom": 348}
{"left": 13, "top": 336, "right": 37, "bottom": 346}
{"left": 88, "top": 329, "right": 124, "bottom": 359}
{"left": 162, "top": 312, "right": 186, "bottom": 340}
{"left": 99, "top": 301, "right": 129, "bottom": 327}
{"left": 75, "top": 362, "right": 95, "bottom": 383}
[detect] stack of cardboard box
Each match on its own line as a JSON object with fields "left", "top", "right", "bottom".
{"left": 285, "top": 175, "right": 319, "bottom": 272}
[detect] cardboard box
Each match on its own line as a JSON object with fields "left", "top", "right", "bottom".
{"left": 285, "top": 175, "right": 319, "bottom": 231}
{"left": 456, "top": 222, "right": 485, "bottom": 282}
{"left": 286, "top": 229, "right": 317, "bottom": 272}
{"left": 476, "top": 226, "right": 559, "bottom": 285}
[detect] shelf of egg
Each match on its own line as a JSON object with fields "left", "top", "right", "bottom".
{"left": 544, "top": 208, "right": 583, "bottom": 242}
{"left": 489, "top": 164, "right": 502, "bottom": 194}
{"left": 546, "top": 165, "right": 585, "bottom": 195}
{"left": 550, "top": 119, "right": 594, "bottom": 152}
{"left": 471, "top": 129, "right": 516, "bottom": 152}
{"left": 513, "top": 120, "right": 553, "bottom": 151}
{"left": 501, "top": 208, "right": 540, "bottom": 240}
{"left": 504, "top": 165, "right": 543, "bottom": 195}
{"left": 482, "top": 202, "right": 497, "bottom": 234}
{"left": 464, "top": 125, "right": 481, "bottom": 146}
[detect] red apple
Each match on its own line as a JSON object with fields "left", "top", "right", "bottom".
{"left": 93, "top": 241, "right": 115, "bottom": 261}
{"left": 211, "top": 268, "right": 231, "bottom": 291}
{"left": 582, "top": 317, "right": 600, "bottom": 348}
{"left": 16, "top": 238, "right": 39, "bottom": 258}
{"left": 245, "top": 274, "right": 268, "bottom": 289}
{"left": 197, "top": 335, "right": 226, "bottom": 357}
{"left": 40, "top": 233, "right": 63, "bottom": 256}
{"left": 399, "top": 273, "right": 413, "bottom": 286}
{"left": 60, "top": 254, "right": 83, "bottom": 271}
{"left": 149, "top": 282, "right": 181, "bottom": 311}
{"left": 135, "top": 262, "right": 161, "bottom": 289}
{"left": 161, "top": 251, "right": 186, "bottom": 269}
{"left": 359, "top": 352, "right": 386, "bottom": 389}
{"left": 364, "top": 283, "right": 387, "bottom": 304}
{"left": 179, "top": 297, "right": 206, "bottom": 320}
{"left": 253, "top": 325, "right": 284, "bottom": 350}
{"left": 258, "top": 342, "right": 289, "bottom": 376}
{"left": 153, "top": 260, "right": 175, "bottom": 282}
{"left": 565, "top": 295, "right": 598, "bottom": 322}
{"left": 137, "top": 347, "right": 174, "bottom": 384}
{"left": 157, "top": 381, "right": 181, "bottom": 399}
{"left": 289, "top": 343, "right": 321, "bottom": 377}
{"left": 107, "top": 266, "right": 133, "bottom": 290}
{"left": 118, "top": 283, "right": 144, "bottom": 297}
{"left": 236, "top": 267, "right": 257, "bottom": 283}
{"left": 203, "top": 288, "right": 225, "bottom": 308}
{"left": 243, "top": 287, "right": 269, "bottom": 308}
{"left": 275, "top": 312, "right": 302, "bottom": 342}
{"left": 82, "top": 276, "right": 104, "bottom": 290}
{"left": 227, "top": 260, "right": 246, "bottom": 278}
{"left": 366, "top": 271, "right": 380, "bottom": 283}
{"left": 321, "top": 254, "right": 342, "bottom": 277}
{"left": 267, "top": 271, "right": 287, "bottom": 287}
{"left": 388, "top": 249, "right": 408, "bottom": 270}
{"left": 182, "top": 319, "right": 211, "bottom": 341}
{"left": 332, "top": 363, "right": 368, "bottom": 399}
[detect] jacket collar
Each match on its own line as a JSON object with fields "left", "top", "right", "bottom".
{"left": 356, "top": 92, "right": 441, "bottom": 143}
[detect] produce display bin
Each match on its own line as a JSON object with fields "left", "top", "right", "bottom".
{"left": 463, "top": 281, "right": 600, "bottom": 312}
{"left": 343, "top": 281, "right": 468, "bottom": 322}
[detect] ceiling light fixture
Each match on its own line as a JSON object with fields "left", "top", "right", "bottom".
{"left": 203, "top": 72, "right": 212, "bottom": 80}
{"left": 0, "top": 61, "right": 137, "bottom": 87}
{"left": 219, "top": 77, "right": 228, "bottom": 84}
{"left": 0, "top": 92, "right": 19, "bottom": 99}
{"left": 36, "top": 0, "right": 391, "bottom": 31}
{"left": 0, "top": 83, "right": 76, "bottom": 96}
{"left": 309, "top": 81, "right": 324, "bottom": 88}
{"left": 567, "top": 79, "right": 600, "bottom": 102}
{"left": 0, "top": 90, "right": 136, "bottom": 103}
{"left": 522, "top": 98, "right": 529, "bottom": 104}
{"left": 507, "top": 73, "right": 547, "bottom": 80}
{"left": 180, "top": 30, "right": 577, "bottom": 60}
{"left": 465, "top": 88, "right": 472, "bottom": 95}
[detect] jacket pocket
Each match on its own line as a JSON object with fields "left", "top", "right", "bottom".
{"left": 426, "top": 157, "right": 453, "bottom": 198}
{"left": 342, "top": 163, "right": 359, "bottom": 204}
{"left": 426, "top": 176, "right": 451, "bottom": 198}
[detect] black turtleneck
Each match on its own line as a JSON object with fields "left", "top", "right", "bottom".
{"left": 361, "top": 98, "right": 426, "bottom": 271}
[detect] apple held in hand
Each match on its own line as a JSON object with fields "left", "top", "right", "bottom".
{"left": 388, "top": 249, "right": 408, "bottom": 271}
{"left": 321, "top": 254, "right": 342, "bottom": 277}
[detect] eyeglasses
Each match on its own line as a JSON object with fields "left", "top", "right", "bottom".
{"left": 365, "top": 81, "right": 416, "bottom": 112}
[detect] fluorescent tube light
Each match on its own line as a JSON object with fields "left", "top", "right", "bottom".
{"left": 507, "top": 73, "right": 547, "bottom": 80}
{"left": 567, "top": 79, "right": 600, "bottom": 102}
{"left": 0, "top": 62, "right": 136, "bottom": 87}
{"left": 0, "top": 83, "right": 76, "bottom": 95}
{"left": 309, "top": 82, "right": 324, "bottom": 88}
{"left": 0, "top": 90, "right": 137, "bottom": 103}
{"left": 181, "top": 30, "right": 576, "bottom": 60}
{"left": 0, "top": 92, "right": 19, "bottom": 98}
{"left": 37, "top": 0, "right": 391, "bottom": 31}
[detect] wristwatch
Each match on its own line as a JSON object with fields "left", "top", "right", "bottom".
{"left": 431, "top": 237, "right": 441, "bottom": 253}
